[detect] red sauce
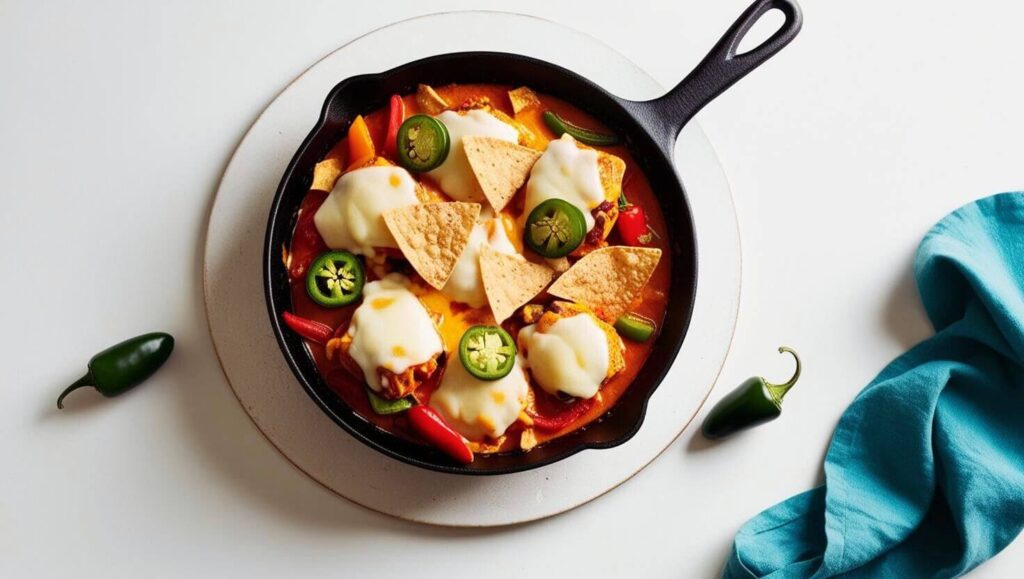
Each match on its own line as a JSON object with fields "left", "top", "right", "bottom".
{"left": 285, "top": 84, "right": 672, "bottom": 453}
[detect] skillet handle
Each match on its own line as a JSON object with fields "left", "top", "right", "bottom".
{"left": 636, "top": 0, "right": 802, "bottom": 147}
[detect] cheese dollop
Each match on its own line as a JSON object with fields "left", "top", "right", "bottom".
{"left": 520, "top": 314, "right": 609, "bottom": 399}
{"left": 523, "top": 134, "right": 604, "bottom": 232}
{"left": 428, "top": 110, "right": 519, "bottom": 202}
{"left": 430, "top": 356, "right": 529, "bottom": 440}
{"left": 347, "top": 275, "right": 443, "bottom": 393}
{"left": 441, "top": 209, "right": 517, "bottom": 307}
{"left": 313, "top": 165, "right": 419, "bottom": 256}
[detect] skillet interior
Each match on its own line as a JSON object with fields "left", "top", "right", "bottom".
{"left": 265, "top": 52, "right": 697, "bottom": 475}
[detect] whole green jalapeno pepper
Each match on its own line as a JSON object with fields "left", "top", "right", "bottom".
{"left": 701, "top": 347, "right": 801, "bottom": 439}
{"left": 57, "top": 332, "right": 175, "bottom": 409}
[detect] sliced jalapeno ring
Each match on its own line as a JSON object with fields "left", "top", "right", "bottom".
{"left": 305, "top": 251, "right": 364, "bottom": 308}
{"left": 614, "top": 312, "right": 657, "bottom": 342}
{"left": 366, "top": 389, "right": 413, "bottom": 415}
{"left": 459, "top": 325, "right": 517, "bottom": 381}
{"left": 397, "top": 114, "right": 450, "bottom": 172}
{"left": 524, "top": 198, "right": 587, "bottom": 258}
{"left": 543, "top": 111, "right": 622, "bottom": 146}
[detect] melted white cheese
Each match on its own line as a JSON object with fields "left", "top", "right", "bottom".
{"left": 523, "top": 134, "right": 605, "bottom": 232}
{"left": 313, "top": 166, "right": 419, "bottom": 256}
{"left": 430, "top": 356, "right": 529, "bottom": 440}
{"left": 347, "top": 275, "right": 443, "bottom": 392}
{"left": 520, "top": 314, "right": 609, "bottom": 399}
{"left": 441, "top": 209, "right": 517, "bottom": 307}
{"left": 428, "top": 110, "right": 519, "bottom": 202}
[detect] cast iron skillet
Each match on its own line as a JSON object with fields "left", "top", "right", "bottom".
{"left": 265, "top": 0, "right": 802, "bottom": 475}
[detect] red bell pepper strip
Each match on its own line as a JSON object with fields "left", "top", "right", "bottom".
{"left": 282, "top": 312, "right": 334, "bottom": 345}
{"left": 408, "top": 405, "right": 474, "bottom": 464}
{"left": 288, "top": 190, "right": 328, "bottom": 281}
{"left": 383, "top": 94, "right": 405, "bottom": 159}
{"left": 528, "top": 397, "right": 595, "bottom": 432}
{"left": 617, "top": 204, "right": 653, "bottom": 246}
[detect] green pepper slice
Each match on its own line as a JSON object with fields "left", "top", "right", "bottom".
{"left": 615, "top": 313, "right": 657, "bottom": 342}
{"left": 524, "top": 199, "right": 587, "bottom": 258}
{"left": 366, "top": 389, "right": 413, "bottom": 415}
{"left": 543, "top": 111, "right": 622, "bottom": 146}
{"left": 305, "top": 251, "right": 364, "bottom": 308}
{"left": 459, "top": 325, "right": 517, "bottom": 381}
{"left": 397, "top": 114, "right": 450, "bottom": 172}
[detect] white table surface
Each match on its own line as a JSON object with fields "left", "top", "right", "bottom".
{"left": 3, "top": 0, "right": 1022, "bottom": 577}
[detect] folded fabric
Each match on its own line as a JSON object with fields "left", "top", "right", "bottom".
{"left": 724, "top": 192, "right": 1024, "bottom": 578}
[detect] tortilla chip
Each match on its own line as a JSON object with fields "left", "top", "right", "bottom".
{"left": 520, "top": 428, "right": 538, "bottom": 451}
{"left": 383, "top": 202, "right": 481, "bottom": 290}
{"left": 598, "top": 152, "right": 626, "bottom": 204}
{"left": 311, "top": 157, "right": 343, "bottom": 191}
{"left": 416, "top": 84, "right": 449, "bottom": 115}
{"left": 479, "top": 245, "right": 554, "bottom": 323}
{"left": 463, "top": 136, "right": 541, "bottom": 211}
{"left": 540, "top": 301, "right": 625, "bottom": 376}
{"left": 415, "top": 181, "right": 445, "bottom": 204}
{"left": 545, "top": 257, "right": 570, "bottom": 273}
{"left": 547, "top": 246, "right": 662, "bottom": 321}
{"left": 508, "top": 87, "right": 541, "bottom": 115}
{"left": 490, "top": 108, "right": 538, "bottom": 148}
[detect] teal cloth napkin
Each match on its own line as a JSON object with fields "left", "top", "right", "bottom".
{"left": 723, "top": 192, "right": 1024, "bottom": 578}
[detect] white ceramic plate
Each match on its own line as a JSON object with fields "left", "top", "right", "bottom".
{"left": 204, "top": 11, "right": 740, "bottom": 527}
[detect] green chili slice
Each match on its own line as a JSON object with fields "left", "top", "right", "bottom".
{"left": 397, "top": 114, "right": 450, "bottom": 172}
{"left": 459, "top": 325, "right": 517, "bottom": 381}
{"left": 614, "top": 313, "right": 657, "bottom": 342}
{"left": 305, "top": 251, "right": 364, "bottom": 308}
{"left": 366, "top": 389, "right": 413, "bottom": 415}
{"left": 524, "top": 198, "right": 587, "bottom": 258}
{"left": 543, "top": 111, "right": 622, "bottom": 146}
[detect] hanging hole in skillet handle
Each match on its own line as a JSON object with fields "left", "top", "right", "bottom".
{"left": 735, "top": 6, "right": 788, "bottom": 56}
{"left": 632, "top": 0, "right": 803, "bottom": 149}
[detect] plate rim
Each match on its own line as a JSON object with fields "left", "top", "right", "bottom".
{"left": 202, "top": 9, "right": 741, "bottom": 527}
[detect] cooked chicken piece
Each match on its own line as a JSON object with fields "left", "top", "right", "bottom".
{"left": 329, "top": 329, "right": 441, "bottom": 400}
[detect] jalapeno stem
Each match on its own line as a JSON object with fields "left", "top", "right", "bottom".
{"left": 764, "top": 347, "right": 801, "bottom": 405}
{"left": 57, "top": 373, "right": 93, "bottom": 409}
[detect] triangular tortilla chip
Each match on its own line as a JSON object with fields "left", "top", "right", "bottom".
{"left": 598, "top": 152, "right": 626, "bottom": 203}
{"left": 508, "top": 86, "right": 541, "bottom": 115}
{"left": 463, "top": 136, "right": 542, "bottom": 211}
{"left": 383, "top": 202, "right": 480, "bottom": 290}
{"left": 479, "top": 245, "right": 554, "bottom": 323}
{"left": 547, "top": 246, "right": 662, "bottom": 321}
{"left": 416, "top": 84, "right": 449, "bottom": 115}
{"left": 311, "top": 157, "right": 343, "bottom": 191}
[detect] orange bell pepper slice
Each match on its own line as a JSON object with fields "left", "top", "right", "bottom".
{"left": 346, "top": 115, "right": 376, "bottom": 170}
